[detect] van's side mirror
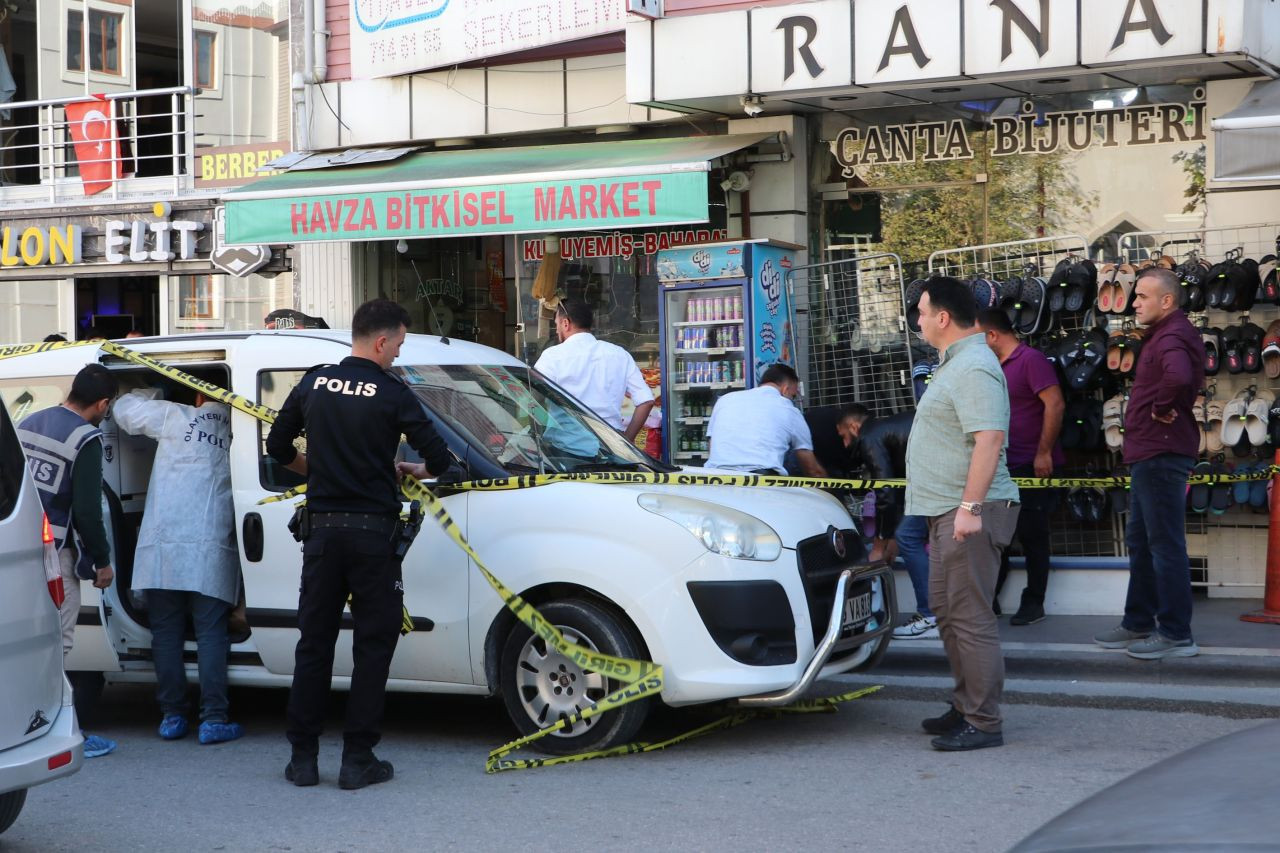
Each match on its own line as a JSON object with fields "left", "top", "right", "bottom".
{"left": 242, "top": 512, "right": 264, "bottom": 562}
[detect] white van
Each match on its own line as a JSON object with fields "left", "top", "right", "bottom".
{"left": 0, "top": 393, "right": 83, "bottom": 835}
{"left": 0, "top": 331, "right": 893, "bottom": 754}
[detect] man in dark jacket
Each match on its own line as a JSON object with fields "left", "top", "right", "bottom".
{"left": 1094, "top": 268, "right": 1205, "bottom": 659}
{"left": 838, "top": 405, "right": 936, "bottom": 639}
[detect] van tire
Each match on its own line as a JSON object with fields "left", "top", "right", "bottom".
{"left": 0, "top": 789, "right": 26, "bottom": 835}
{"left": 68, "top": 671, "right": 105, "bottom": 725}
{"left": 499, "top": 599, "right": 650, "bottom": 756}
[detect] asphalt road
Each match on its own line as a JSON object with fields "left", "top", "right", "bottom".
{"left": 4, "top": 678, "right": 1270, "bottom": 853}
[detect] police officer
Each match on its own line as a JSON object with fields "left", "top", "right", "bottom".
{"left": 266, "top": 299, "right": 452, "bottom": 790}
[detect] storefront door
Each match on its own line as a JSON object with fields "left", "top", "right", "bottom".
{"left": 74, "top": 275, "right": 160, "bottom": 338}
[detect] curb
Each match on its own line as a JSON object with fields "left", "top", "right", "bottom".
{"left": 882, "top": 642, "right": 1280, "bottom": 689}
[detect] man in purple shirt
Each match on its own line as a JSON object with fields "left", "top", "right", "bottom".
{"left": 1094, "top": 268, "right": 1204, "bottom": 659}
{"left": 980, "top": 310, "right": 1065, "bottom": 626}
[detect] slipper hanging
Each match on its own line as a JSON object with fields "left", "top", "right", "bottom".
{"left": 1064, "top": 260, "right": 1097, "bottom": 313}
{"left": 1203, "top": 327, "right": 1223, "bottom": 376}
{"left": 1205, "top": 400, "right": 1226, "bottom": 454}
{"left": 1188, "top": 460, "right": 1212, "bottom": 513}
{"left": 1240, "top": 322, "right": 1265, "bottom": 373}
{"left": 1209, "top": 461, "right": 1233, "bottom": 514}
{"left": 1097, "top": 264, "right": 1117, "bottom": 312}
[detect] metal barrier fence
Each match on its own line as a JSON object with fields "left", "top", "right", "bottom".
{"left": 0, "top": 86, "right": 194, "bottom": 203}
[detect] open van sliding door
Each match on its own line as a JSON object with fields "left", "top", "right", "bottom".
{"left": 232, "top": 341, "right": 476, "bottom": 688}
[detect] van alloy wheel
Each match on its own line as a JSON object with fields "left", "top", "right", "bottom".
{"left": 499, "top": 598, "right": 650, "bottom": 755}
{"left": 513, "top": 625, "right": 608, "bottom": 737}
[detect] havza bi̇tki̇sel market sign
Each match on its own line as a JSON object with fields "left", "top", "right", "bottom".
{"left": 835, "top": 92, "right": 1205, "bottom": 176}
{"left": 224, "top": 172, "right": 709, "bottom": 245}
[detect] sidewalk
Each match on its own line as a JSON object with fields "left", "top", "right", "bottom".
{"left": 882, "top": 598, "right": 1280, "bottom": 688}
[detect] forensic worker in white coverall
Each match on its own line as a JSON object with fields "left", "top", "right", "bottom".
{"left": 112, "top": 387, "right": 244, "bottom": 745}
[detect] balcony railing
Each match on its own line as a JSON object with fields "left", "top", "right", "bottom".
{"left": 0, "top": 86, "right": 195, "bottom": 205}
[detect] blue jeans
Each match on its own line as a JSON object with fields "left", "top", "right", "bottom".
{"left": 1122, "top": 454, "right": 1195, "bottom": 642}
{"left": 896, "top": 514, "right": 931, "bottom": 618}
{"left": 149, "top": 589, "right": 232, "bottom": 723}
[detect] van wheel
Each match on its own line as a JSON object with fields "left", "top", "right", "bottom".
{"left": 499, "top": 599, "right": 650, "bottom": 756}
{"left": 0, "top": 789, "right": 26, "bottom": 835}
{"left": 68, "top": 671, "right": 105, "bottom": 725}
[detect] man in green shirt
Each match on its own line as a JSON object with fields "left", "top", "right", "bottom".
{"left": 905, "top": 278, "right": 1020, "bottom": 752}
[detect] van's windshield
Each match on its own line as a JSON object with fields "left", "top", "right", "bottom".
{"left": 395, "top": 364, "right": 664, "bottom": 474}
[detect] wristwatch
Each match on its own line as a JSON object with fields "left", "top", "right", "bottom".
{"left": 959, "top": 500, "right": 983, "bottom": 516}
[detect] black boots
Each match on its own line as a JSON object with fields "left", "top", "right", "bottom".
{"left": 284, "top": 750, "right": 319, "bottom": 787}
{"left": 338, "top": 750, "right": 394, "bottom": 790}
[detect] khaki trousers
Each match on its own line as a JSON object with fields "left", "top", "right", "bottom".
{"left": 927, "top": 502, "right": 1019, "bottom": 733}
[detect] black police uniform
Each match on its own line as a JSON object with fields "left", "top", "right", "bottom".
{"left": 266, "top": 356, "right": 451, "bottom": 761}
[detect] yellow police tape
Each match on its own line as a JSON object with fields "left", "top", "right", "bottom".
{"left": 1, "top": 338, "right": 884, "bottom": 771}
{"left": 257, "top": 464, "right": 1280, "bottom": 506}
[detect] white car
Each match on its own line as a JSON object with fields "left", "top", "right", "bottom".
{"left": 0, "top": 331, "right": 894, "bottom": 754}
{"left": 0, "top": 393, "right": 83, "bottom": 835}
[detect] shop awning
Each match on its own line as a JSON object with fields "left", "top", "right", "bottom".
{"left": 1212, "top": 80, "right": 1280, "bottom": 182}
{"left": 224, "top": 133, "right": 772, "bottom": 245}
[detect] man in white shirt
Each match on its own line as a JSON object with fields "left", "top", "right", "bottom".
{"left": 706, "top": 363, "right": 827, "bottom": 476}
{"left": 535, "top": 297, "right": 654, "bottom": 442}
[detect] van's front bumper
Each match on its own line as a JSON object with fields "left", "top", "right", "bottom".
{"left": 0, "top": 676, "right": 84, "bottom": 796}
{"left": 735, "top": 562, "right": 895, "bottom": 707}
{"left": 638, "top": 544, "right": 895, "bottom": 706}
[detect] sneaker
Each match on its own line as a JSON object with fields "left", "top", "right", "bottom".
{"left": 1093, "top": 625, "right": 1151, "bottom": 649}
{"left": 1010, "top": 603, "right": 1046, "bottom": 626}
{"left": 339, "top": 753, "right": 394, "bottom": 790}
{"left": 1126, "top": 634, "right": 1199, "bottom": 660}
{"left": 285, "top": 756, "right": 319, "bottom": 787}
{"left": 931, "top": 722, "right": 1004, "bottom": 751}
{"left": 921, "top": 705, "right": 965, "bottom": 736}
{"left": 82, "top": 734, "right": 117, "bottom": 758}
{"left": 893, "top": 613, "right": 939, "bottom": 639}
{"left": 198, "top": 720, "right": 244, "bottom": 745}
{"left": 158, "top": 715, "right": 189, "bottom": 740}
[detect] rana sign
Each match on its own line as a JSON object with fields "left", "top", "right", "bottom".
{"left": 223, "top": 172, "right": 709, "bottom": 245}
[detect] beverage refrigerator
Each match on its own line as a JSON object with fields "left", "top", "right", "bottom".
{"left": 654, "top": 239, "right": 801, "bottom": 466}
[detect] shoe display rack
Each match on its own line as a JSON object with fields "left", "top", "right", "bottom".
{"left": 1116, "top": 223, "right": 1280, "bottom": 596}
{"left": 924, "top": 234, "right": 1121, "bottom": 561}
{"left": 788, "top": 247, "right": 915, "bottom": 419}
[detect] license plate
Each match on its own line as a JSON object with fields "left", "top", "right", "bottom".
{"left": 841, "top": 591, "right": 873, "bottom": 631}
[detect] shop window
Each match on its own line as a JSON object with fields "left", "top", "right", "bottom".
{"left": 194, "top": 31, "right": 217, "bottom": 90}
{"left": 177, "top": 275, "right": 217, "bottom": 322}
{"left": 65, "top": 7, "right": 125, "bottom": 77}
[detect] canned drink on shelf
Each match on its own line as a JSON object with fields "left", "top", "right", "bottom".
{"left": 734, "top": 361, "right": 744, "bottom": 382}
{"left": 712, "top": 296, "right": 724, "bottom": 321}
{"left": 732, "top": 294, "right": 743, "bottom": 320}
{"left": 696, "top": 297, "right": 707, "bottom": 323}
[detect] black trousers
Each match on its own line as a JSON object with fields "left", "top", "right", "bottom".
{"left": 996, "top": 466, "right": 1059, "bottom": 607}
{"left": 286, "top": 526, "right": 403, "bottom": 755}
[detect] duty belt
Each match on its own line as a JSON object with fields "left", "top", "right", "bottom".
{"left": 309, "top": 511, "right": 398, "bottom": 535}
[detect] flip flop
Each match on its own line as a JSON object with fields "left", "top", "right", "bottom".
{"left": 998, "top": 277, "right": 1024, "bottom": 321}
{"left": 1015, "top": 277, "right": 1048, "bottom": 336}
{"left": 1065, "top": 260, "right": 1097, "bottom": 313}
{"left": 970, "top": 277, "right": 1000, "bottom": 311}
{"left": 1066, "top": 487, "right": 1091, "bottom": 521}
{"left": 1060, "top": 398, "right": 1085, "bottom": 450}
{"left": 1080, "top": 398, "right": 1105, "bottom": 451}
{"left": 1235, "top": 258, "right": 1261, "bottom": 312}
{"left": 1241, "top": 322, "right": 1265, "bottom": 374}
{"left": 1063, "top": 329, "right": 1108, "bottom": 392}
{"left": 1114, "top": 264, "right": 1138, "bottom": 314}
{"left": 1246, "top": 389, "right": 1275, "bottom": 445}
{"left": 1047, "top": 258, "right": 1073, "bottom": 314}
{"left": 1263, "top": 264, "right": 1280, "bottom": 304}
{"left": 1250, "top": 463, "right": 1271, "bottom": 510}
{"left": 1097, "top": 264, "right": 1117, "bottom": 313}
{"left": 1118, "top": 329, "right": 1144, "bottom": 376}
{"left": 1193, "top": 394, "right": 1207, "bottom": 455}
{"left": 905, "top": 278, "right": 928, "bottom": 334}
{"left": 1209, "top": 461, "right": 1233, "bottom": 514}
{"left": 1222, "top": 325, "right": 1244, "bottom": 375}
{"left": 1203, "top": 327, "right": 1223, "bottom": 376}
{"left": 1106, "top": 329, "right": 1126, "bottom": 372}
{"left": 1205, "top": 400, "right": 1226, "bottom": 454}
{"left": 1103, "top": 394, "right": 1126, "bottom": 450}
{"left": 1220, "top": 393, "right": 1249, "bottom": 446}
{"left": 1262, "top": 318, "right": 1280, "bottom": 379}
{"left": 1205, "top": 261, "right": 1230, "bottom": 309}
{"left": 1233, "top": 462, "right": 1256, "bottom": 505}
{"left": 1188, "top": 460, "right": 1212, "bottom": 513}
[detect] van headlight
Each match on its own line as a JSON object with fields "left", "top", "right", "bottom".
{"left": 638, "top": 493, "right": 782, "bottom": 561}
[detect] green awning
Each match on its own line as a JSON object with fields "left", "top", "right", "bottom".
{"left": 224, "top": 133, "right": 770, "bottom": 245}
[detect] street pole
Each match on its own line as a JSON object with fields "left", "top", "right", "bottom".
{"left": 1240, "top": 448, "right": 1280, "bottom": 624}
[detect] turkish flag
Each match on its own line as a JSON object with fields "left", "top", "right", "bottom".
{"left": 65, "top": 97, "right": 121, "bottom": 196}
